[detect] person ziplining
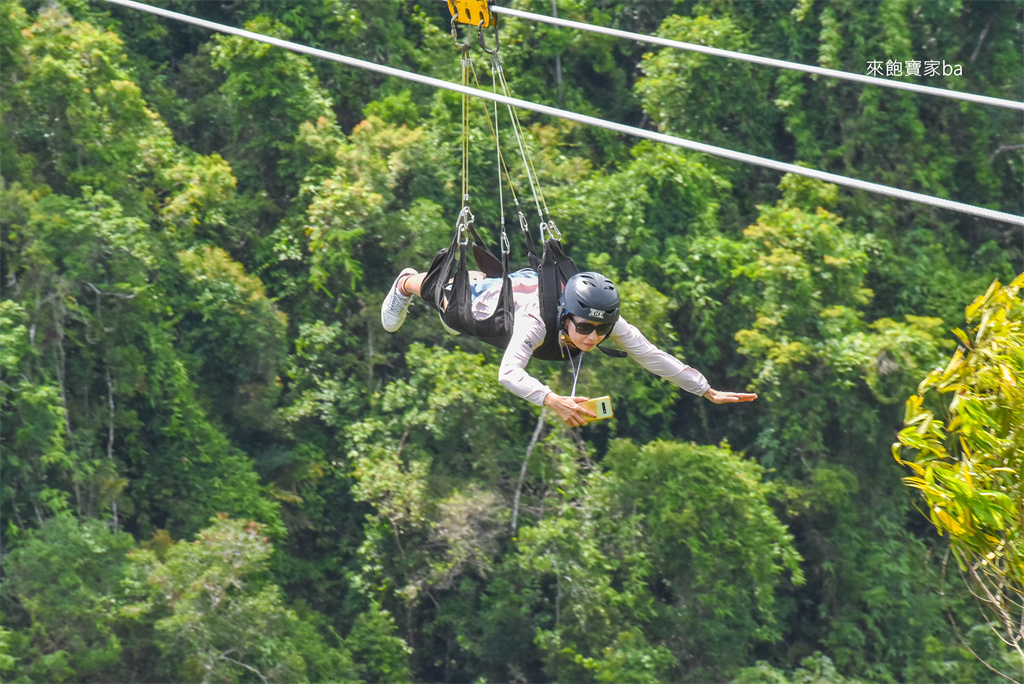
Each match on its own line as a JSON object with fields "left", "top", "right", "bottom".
{"left": 382, "top": 268, "right": 756, "bottom": 427}
{"left": 381, "top": 1, "right": 755, "bottom": 427}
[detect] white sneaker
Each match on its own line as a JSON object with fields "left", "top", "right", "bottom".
{"left": 381, "top": 268, "right": 417, "bottom": 332}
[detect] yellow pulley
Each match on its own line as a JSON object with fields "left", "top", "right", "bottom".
{"left": 447, "top": 0, "right": 493, "bottom": 28}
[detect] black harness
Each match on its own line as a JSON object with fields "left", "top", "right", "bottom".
{"left": 420, "top": 212, "right": 625, "bottom": 361}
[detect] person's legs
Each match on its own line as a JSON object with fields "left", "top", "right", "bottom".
{"left": 399, "top": 271, "right": 427, "bottom": 297}
{"left": 397, "top": 270, "right": 485, "bottom": 298}
{"left": 381, "top": 269, "right": 487, "bottom": 333}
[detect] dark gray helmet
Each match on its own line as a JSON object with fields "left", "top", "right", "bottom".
{"left": 559, "top": 272, "right": 620, "bottom": 332}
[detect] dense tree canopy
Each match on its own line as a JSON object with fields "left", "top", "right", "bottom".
{"left": 895, "top": 274, "right": 1024, "bottom": 667}
{"left": 2, "top": 0, "right": 1022, "bottom": 681}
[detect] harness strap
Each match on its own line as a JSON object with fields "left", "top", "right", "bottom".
{"left": 420, "top": 214, "right": 513, "bottom": 348}
{"left": 519, "top": 211, "right": 540, "bottom": 270}
{"left": 467, "top": 221, "right": 503, "bottom": 278}
{"left": 532, "top": 239, "right": 579, "bottom": 361}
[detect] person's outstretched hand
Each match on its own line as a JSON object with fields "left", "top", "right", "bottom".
{"left": 703, "top": 388, "right": 758, "bottom": 404}
{"left": 544, "top": 392, "right": 597, "bottom": 428}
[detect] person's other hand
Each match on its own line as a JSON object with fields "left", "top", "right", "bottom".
{"left": 703, "top": 388, "right": 758, "bottom": 404}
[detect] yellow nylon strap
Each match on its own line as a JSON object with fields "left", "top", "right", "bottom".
{"left": 461, "top": 49, "right": 470, "bottom": 208}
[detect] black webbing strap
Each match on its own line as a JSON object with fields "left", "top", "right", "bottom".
{"left": 420, "top": 232, "right": 460, "bottom": 315}
{"left": 419, "top": 218, "right": 513, "bottom": 348}
{"left": 468, "top": 221, "right": 503, "bottom": 278}
{"left": 442, "top": 239, "right": 513, "bottom": 348}
{"left": 530, "top": 239, "right": 628, "bottom": 360}
{"left": 531, "top": 239, "right": 579, "bottom": 361}
{"left": 520, "top": 213, "right": 541, "bottom": 271}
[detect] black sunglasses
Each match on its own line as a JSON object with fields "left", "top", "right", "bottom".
{"left": 569, "top": 318, "right": 614, "bottom": 336}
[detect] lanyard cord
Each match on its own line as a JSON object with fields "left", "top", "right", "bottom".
{"left": 569, "top": 350, "right": 582, "bottom": 397}
{"left": 560, "top": 333, "right": 583, "bottom": 397}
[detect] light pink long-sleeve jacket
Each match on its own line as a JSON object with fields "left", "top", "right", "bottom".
{"left": 471, "top": 277, "right": 710, "bottom": 406}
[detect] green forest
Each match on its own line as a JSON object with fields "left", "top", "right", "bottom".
{"left": 1, "top": 0, "right": 1022, "bottom": 681}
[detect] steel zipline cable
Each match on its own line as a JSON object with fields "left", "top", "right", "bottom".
{"left": 100, "top": 0, "right": 1024, "bottom": 227}
{"left": 490, "top": 6, "right": 1024, "bottom": 112}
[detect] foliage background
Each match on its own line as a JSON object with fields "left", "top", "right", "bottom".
{"left": 1, "top": 0, "right": 1022, "bottom": 681}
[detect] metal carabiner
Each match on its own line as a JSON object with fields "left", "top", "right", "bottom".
{"left": 456, "top": 206, "right": 474, "bottom": 246}
{"left": 477, "top": 17, "right": 499, "bottom": 55}
{"left": 546, "top": 218, "right": 562, "bottom": 240}
{"left": 517, "top": 210, "right": 530, "bottom": 234}
{"left": 450, "top": 12, "right": 470, "bottom": 49}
